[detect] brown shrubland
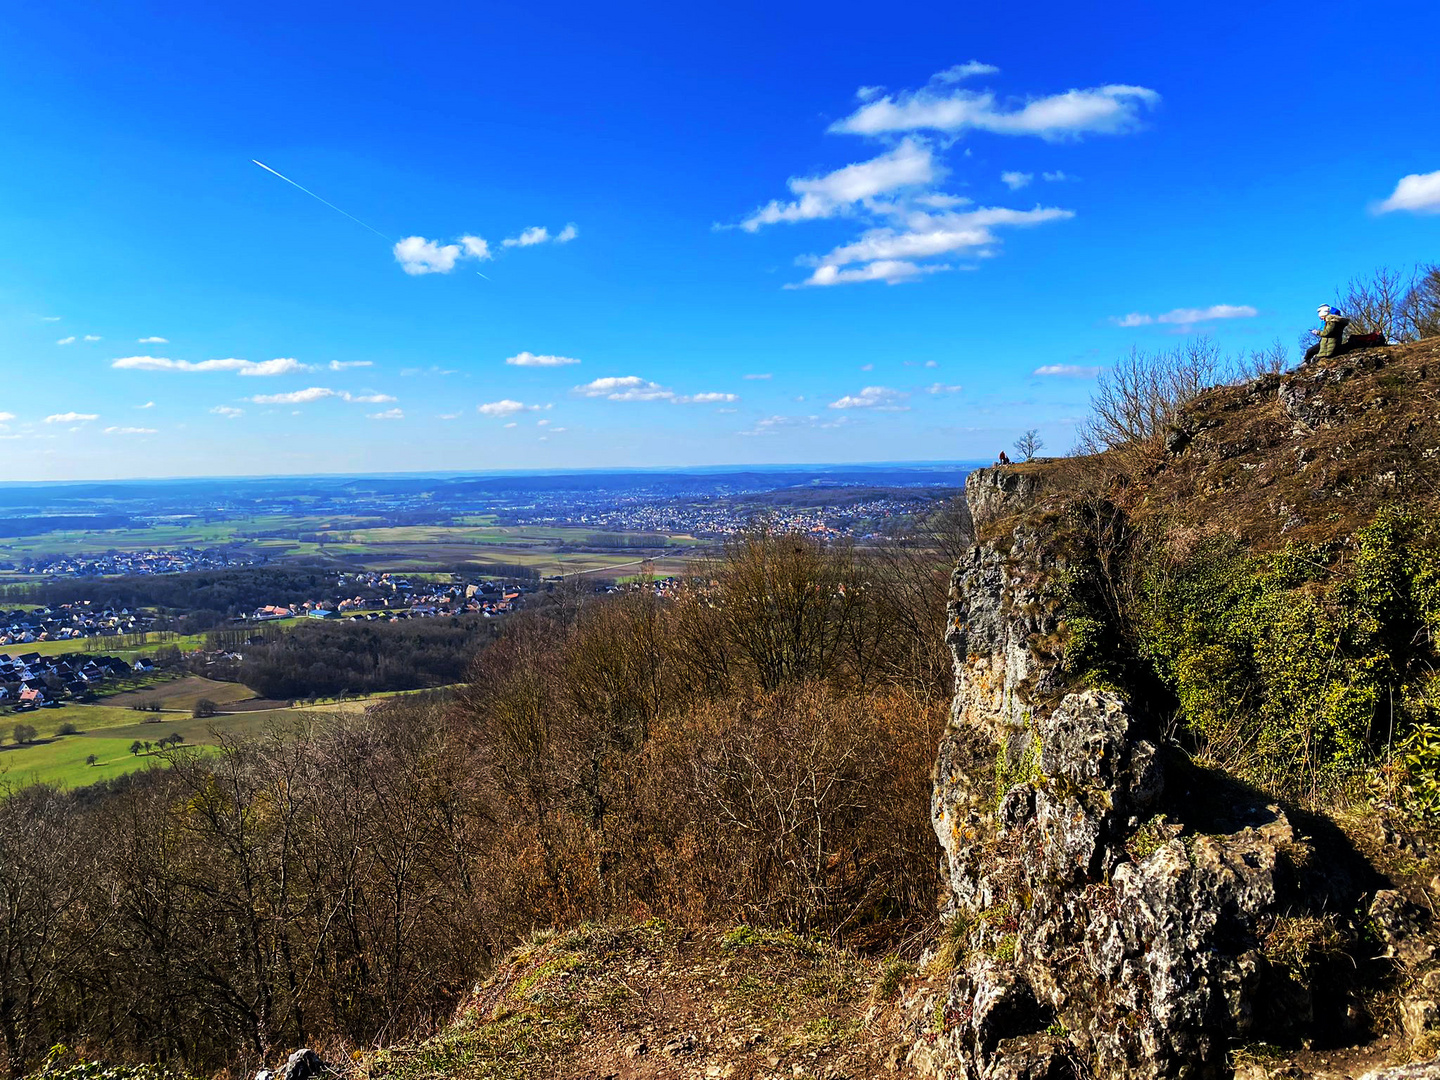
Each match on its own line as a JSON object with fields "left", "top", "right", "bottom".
{"left": 0, "top": 528, "right": 953, "bottom": 1076}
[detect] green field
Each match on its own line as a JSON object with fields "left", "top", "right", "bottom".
{"left": 0, "top": 735, "right": 172, "bottom": 790}
{"left": 0, "top": 678, "right": 452, "bottom": 789}
{"left": 0, "top": 516, "right": 706, "bottom": 570}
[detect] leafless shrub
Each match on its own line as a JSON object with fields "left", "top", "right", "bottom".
{"left": 1404, "top": 264, "right": 1440, "bottom": 341}
{"left": 1235, "top": 338, "right": 1290, "bottom": 381}
{"left": 1340, "top": 265, "right": 1415, "bottom": 341}
{"left": 1075, "top": 337, "right": 1223, "bottom": 460}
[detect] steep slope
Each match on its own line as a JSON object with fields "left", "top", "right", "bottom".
{"left": 911, "top": 342, "right": 1440, "bottom": 1079}
{"left": 367, "top": 921, "right": 923, "bottom": 1080}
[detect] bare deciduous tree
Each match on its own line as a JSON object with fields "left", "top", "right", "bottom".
{"left": 1014, "top": 429, "right": 1043, "bottom": 461}
{"left": 1404, "top": 264, "right": 1440, "bottom": 341}
{"left": 1341, "top": 265, "right": 1417, "bottom": 342}
{"left": 1075, "top": 337, "right": 1223, "bottom": 456}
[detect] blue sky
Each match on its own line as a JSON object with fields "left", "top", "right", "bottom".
{"left": 1, "top": 0, "right": 1437, "bottom": 480}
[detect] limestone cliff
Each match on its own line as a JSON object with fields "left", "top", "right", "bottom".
{"left": 907, "top": 445, "right": 1423, "bottom": 1079}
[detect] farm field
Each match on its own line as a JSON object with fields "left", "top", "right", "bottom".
{"left": 1, "top": 516, "right": 704, "bottom": 569}
{"left": 101, "top": 675, "right": 256, "bottom": 711}
{"left": 0, "top": 684, "right": 432, "bottom": 789}
{"left": 14, "top": 630, "right": 210, "bottom": 658}
{"left": 10, "top": 618, "right": 307, "bottom": 660}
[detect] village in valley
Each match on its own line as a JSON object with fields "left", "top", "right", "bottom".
{"left": 0, "top": 466, "right": 956, "bottom": 780}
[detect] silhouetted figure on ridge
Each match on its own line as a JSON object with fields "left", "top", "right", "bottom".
{"left": 1304, "top": 303, "right": 1350, "bottom": 363}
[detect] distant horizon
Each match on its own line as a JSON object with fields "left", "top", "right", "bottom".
{"left": 0, "top": 459, "right": 986, "bottom": 489}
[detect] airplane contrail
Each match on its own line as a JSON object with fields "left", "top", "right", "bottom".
{"left": 252, "top": 159, "right": 394, "bottom": 241}
{"left": 252, "top": 159, "right": 490, "bottom": 280}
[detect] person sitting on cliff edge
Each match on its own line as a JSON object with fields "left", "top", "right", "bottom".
{"left": 1304, "top": 304, "right": 1350, "bottom": 363}
{"left": 997, "top": 450, "right": 1012, "bottom": 466}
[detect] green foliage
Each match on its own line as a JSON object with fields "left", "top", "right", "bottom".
{"left": 1125, "top": 814, "right": 1177, "bottom": 861}
{"left": 29, "top": 1047, "right": 194, "bottom": 1080}
{"left": 871, "top": 957, "right": 916, "bottom": 1003}
{"left": 1131, "top": 509, "right": 1440, "bottom": 795}
{"left": 994, "top": 729, "right": 1040, "bottom": 811}
{"left": 1399, "top": 722, "right": 1440, "bottom": 818}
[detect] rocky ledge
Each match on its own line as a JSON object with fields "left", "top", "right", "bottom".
{"left": 907, "top": 465, "right": 1431, "bottom": 1080}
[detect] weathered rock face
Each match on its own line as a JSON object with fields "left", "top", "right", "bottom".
{"left": 915, "top": 468, "right": 1373, "bottom": 1079}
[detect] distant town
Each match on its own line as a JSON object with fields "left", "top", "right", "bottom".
{"left": 15, "top": 546, "right": 264, "bottom": 577}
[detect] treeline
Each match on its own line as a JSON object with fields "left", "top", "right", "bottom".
{"left": 225, "top": 615, "right": 497, "bottom": 698}
{"left": 0, "top": 514, "right": 134, "bottom": 538}
{"left": 0, "top": 519, "right": 966, "bottom": 1076}
{"left": 13, "top": 566, "right": 341, "bottom": 631}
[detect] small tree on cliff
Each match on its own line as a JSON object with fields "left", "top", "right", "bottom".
{"left": 1014, "top": 429, "right": 1043, "bottom": 461}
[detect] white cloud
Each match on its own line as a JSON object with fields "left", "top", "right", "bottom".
{"left": 555, "top": 223, "right": 578, "bottom": 243}
{"left": 137, "top": 401, "right": 155, "bottom": 409}
{"left": 503, "top": 422, "right": 518, "bottom": 428}
{"left": 210, "top": 406, "right": 244, "bottom": 418}
{"left": 1110, "top": 304, "right": 1258, "bottom": 327}
{"left": 739, "top": 414, "right": 851, "bottom": 436}
{"left": 111, "top": 355, "right": 311, "bottom": 376}
{"left": 1042, "top": 171, "right": 1071, "bottom": 182}
{"left": 249, "top": 387, "right": 337, "bottom": 405}
{"left": 138, "top": 336, "right": 168, "bottom": 344}
{"left": 741, "top": 139, "right": 938, "bottom": 231}
{"left": 478, "top": 399, "right": 533, "bottom": 417}
{"left": 329, "top": 360, "right": 373, "bottom": 371}
{"left": 827, "top": 385, "right": 909, "bottom": 410}
{"left": 460, "top": 235, "right": 492, "bottom": 260}
{"left": 44, "top": 412, "right": 98, "bottom": 423}
{"left": 367, "top": 408, "right": 404, "bottom": 420}
{"left": 438, "top": 412, "right": 461, "bottom": 420}
{"left": 573, "top": 376, "right": 674, "bottom": 402}
{"left": 808, "top": 206, "right": 1072, "bottom": 272}
{"left": 832, "top": 72, "right": 1160, "bottom": 139}
{"left": 743, "top": 373, "right": 772, "bottom": 380}
{"left": 41, "top": 316, "right": 60, "bottom": 322}
{"left": 733, "top": 70, "right": 1097, "bottom": 287}
{"left": 1375, "top": 170, "right": 1440, "bottom": 214}
{"left": 933, "top": 61, "right": 1000, "bottom": 83}
{"left": 860, "top": 363, "right": 874, "bottom": 371}
{"left": 536, "top": 418, "right": 550, "bottom": 426}
{"left": 103, "top": 426, "right": 156, "bottom": 435}
{"left": 83, "top": 334, "right": 102, "bottom": 342}
{"left": 924, "top": 360, "right": 939, "bottom": 367}
{"left": 503, "top": 226, "right": 550, "bottom": 247}
{"left": 345, "top": 392, "right": 396, "bottom": 404}
{"left": 56, "top": 336, "right": 76, "bottom": 345}
{"left": 240, "top": 357, "right": 306, "bottom": 376}
{"left": 0, "top": 412, "right": 15, "bottom": 422}
{"left": 1033, "top": 364, "right": 1101, "bottom": 377}
{"left": 789, "top": 260, "right": 949, "bottom": 288}
{"left": 926, "top": 382, "right": 964, "bottom": 394}
{"left": 570, "top": 379, "right": 729, "bottom": 404}
{"left": 394, "top": 236, "right": 463, "bottom": 275}
{"left": 506, "top": 351, "right": 582, "bottom": 367}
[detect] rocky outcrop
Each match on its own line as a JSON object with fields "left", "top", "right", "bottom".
{"left": 915, "top": 467, "right": 1379, "bottom": 1079}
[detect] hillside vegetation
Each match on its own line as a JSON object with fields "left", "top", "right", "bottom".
{"left": 0, "top": 525, "right": 962, "bottom": 1077}
{"left": 13, "top": 334, "right": 1440, "bottom": 1080}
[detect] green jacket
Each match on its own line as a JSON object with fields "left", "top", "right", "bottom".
{"left": 1317, "top": 314, "right": 1349, "bottom": 358}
